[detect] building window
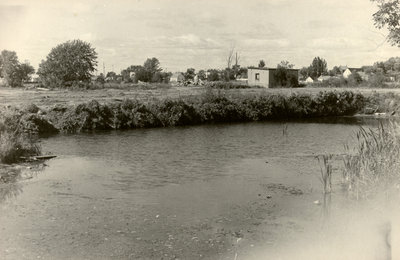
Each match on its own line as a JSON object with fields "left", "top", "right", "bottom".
{"left": 255, "top": 73, "right": 260, "bottom": 80}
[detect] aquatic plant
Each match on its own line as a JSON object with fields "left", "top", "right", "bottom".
{"left": 317, "top": 154, "right": 333, "bottom": 194}
{"left": 342, "top": 122, "right": 400, "bottom": 200}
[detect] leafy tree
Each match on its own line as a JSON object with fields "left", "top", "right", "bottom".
{"left": 309, "top": 57, "right": 327, "bottom": 79}
{"left": 299, "top": 67, "right": 310, "bottom": 79}
{"left": 37, "top": 39, "right": 97, "bottom": 87}
{"left": 274, "top": 67, "right": 298, "bottom": 87}
{"left": 17, "top": 63, "right": 35, "bottom": 83}
{"left": 136, "top": 57, "right": 163, "bottom": 82}
{"left": 222, "top": 68, "right": 235, "bottom": 81}
{"left": 96, "top": 73, "right": 105, "bottom": 84}
{"left": 278, "top": 60, "right": 294, "bottom": 69}
{"left": 106, "top": 71, "right": 117, "bottom": 80}
{"left": 372, "top": 0, "right": 400, "bottom": 47}
{"left": 258, "top": 60, "right": 266, "bottom": 68}
{"left": 237, "top": 67, "right": 248, "bottom": 78}
{"left": 373, "top": 61, "right": 387, "bottom": 73}
{"left": 152, "top": 71, "right": 171, "bottom": 83}
{"left": 184, "top": 68, "right": 196, "bottom": 80}
{"left": 328, "top": 66, "right": 341, "bottom": 76}
{"left": 207, "top": 69, "right": 220, "bottom": 81}
{"left": 274, "top": 60, "right": 298, "bottom": 87}
{"left": 274, "top": 67, "right": 289, "bottom": 86}
{"left": 198, "top": 70, "right": 206, "bottom": 80}
{"left": 348, "top": 72, "right": 363, "bottom": 85}
{"left": 0, "top": 50, "right": 35, "bottom": 87}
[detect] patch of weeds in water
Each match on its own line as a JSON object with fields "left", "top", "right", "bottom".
{"left": 342, "top": 122, "right": 400, "bottom": 200}
{"left": 317, "top": 154, "right": 333, "bottom": 194}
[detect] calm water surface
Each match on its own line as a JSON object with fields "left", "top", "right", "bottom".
{"left": 0, "top": 118, "right": 385, "bottom": 259}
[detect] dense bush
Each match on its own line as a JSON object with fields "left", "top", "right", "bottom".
{"left": 0, "top": 108, "right": 44, "bottom": 164}
{"left": 56, "top": 100, "right": 113, "bottom": 133}
{"left": 151, "top": 99, "right": 200, "bottom": 126}
{"left": 204, "top": 81, "right": 257, "bottom": 89}
{"left": 112, "top": 99, "right": 159, "bottom": 129}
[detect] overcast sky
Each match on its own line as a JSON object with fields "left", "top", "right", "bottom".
{"left": 0, "top": 0, "right": 398, "bottom": 73}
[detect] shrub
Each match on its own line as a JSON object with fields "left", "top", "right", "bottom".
{"left": 151, "top": 99, "right": 200, "bottom": 126}
{"left": 57, "top": 100, "right": 113, "bottom": 133}
{"left": 0, "top": 109, "right": 41, "bottom": 164}
{"left": 367, "top": 73, "right": 387, "bottom": 88}
{"left": 0, "top": 130, "right": 41, "bottom": 164}
{"left": 112, "top": 99, "right": 159, "bottom": 128}
{"left": 204, "top": 81, "right": 256, "bottom": 89}
{"left": 197, "top": 91, "right": 244, "bottom": 122}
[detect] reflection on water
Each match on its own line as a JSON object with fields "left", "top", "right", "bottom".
{"left": 0, "top": 163, "right": 46, "bottom": 202}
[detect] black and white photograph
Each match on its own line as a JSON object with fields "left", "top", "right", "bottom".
{"left": 0, "top": 0, "right": 400, "bottom": 259}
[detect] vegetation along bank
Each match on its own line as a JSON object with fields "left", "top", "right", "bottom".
{"left": 2, "top": 88, "right": 400, "bottom": 164}
{"left": 1, "top": 89, "right": 365, "bottom": 135}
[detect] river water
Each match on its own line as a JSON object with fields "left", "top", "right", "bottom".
{"left": 0, "top": 118, "right": 390, "bottom": 259}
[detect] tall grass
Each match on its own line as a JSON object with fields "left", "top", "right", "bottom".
{"left": 342, "top": 122, "right": 400, "bottom": 200}
{"left": 317, "top": 154, "right": 333, "bottom": 194}
{"left": 0, "top": 108, "right": 42, "bottom": 164}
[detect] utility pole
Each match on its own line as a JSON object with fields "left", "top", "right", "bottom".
{"left": 103, "top": 62, "right": 105, "bottom": 76}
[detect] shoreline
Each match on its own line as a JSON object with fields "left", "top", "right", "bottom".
{"left": 1, "top": 89, "right": 367, "bottom": 135}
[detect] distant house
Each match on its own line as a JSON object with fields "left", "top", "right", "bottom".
{"left": 247, "top": 67, "right": 299, "bottom": 88}
{"left": 305, "top": 76, "right": 314, "bottom": 83}
{"left": 342, "top": 68, "right": 352, "bottom": 79}
{"left": 170, "top": 72, "right": 185, "bottom": 84}
{"left": 318, "top": 75, "right": 331, "bottom": 82}
{"left": 339, "top": 66, "right": 362, "bottom": 79}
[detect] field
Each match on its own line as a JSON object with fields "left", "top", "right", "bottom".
{"left": 1, "top": 85, "right": 400, "bottom": 109}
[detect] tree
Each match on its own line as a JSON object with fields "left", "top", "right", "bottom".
{"left": 309, "top": 57, "right": 327, "bottom": 79}
{"left": 274, "top": 60, "right": 298, "bottom": 87}
{"left": 348, "top": 72, "right": 363, "bottom": 85}
{"left": 16, "top": 63, "right": 35, "bottom": 83}
{"left": 198, "top": 70, "right": 206, "bottom": 81}
{"left": 328, "top": 66, "right": 341, "bottom": 76}
{"left": 299, "top": 67, "right": 310, "bottom": 79}
{"left": 258, "top": 60, "right": 266, "bottom": 68}
{"left": 37, "top": 39, "right": 97, "bottom": 87}
{"left": 275, "top": 67, "right": 289, "bottom": 86}
{"left": 184, "top": 68, "right": 196, "bottom": 80}
{"left": 0, "top": 50, "right": 35, "bottom": 87}
{"left": 106, "top": 71, "right": 117, "bottom": 79}
{"left": 274, "top": 67, "right": 298, "bottom": 87}
{"left": 96, "top": 73, "right": 105, "bottom": 84}
{"left": 277, "top": 60, "right": 295, "bottom": 69}
{"left": 207, "top": 69, "right": 220, "bottom": 81}
{"left": 371, "top": 0, "right": 400, "bottom": 47}
{"left": 136, "top": 58, "right": 163, "bottom": 82}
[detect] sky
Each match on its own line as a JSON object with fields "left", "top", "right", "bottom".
{"left": 0, "top": 0, "right": 399, "bottom": 74}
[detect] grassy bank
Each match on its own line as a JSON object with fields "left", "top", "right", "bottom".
{"left": 0, "top": 89, "right": 365, "bottom": 135}
{"left": 47, "top": 89, "right": 364, "bottom": 133}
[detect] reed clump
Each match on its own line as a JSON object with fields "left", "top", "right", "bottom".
{"left": 317, "top": 154, "right": 333, "bottom": 194}
{"left": 342, "top": 122, "right": 400, "bottom": 199}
